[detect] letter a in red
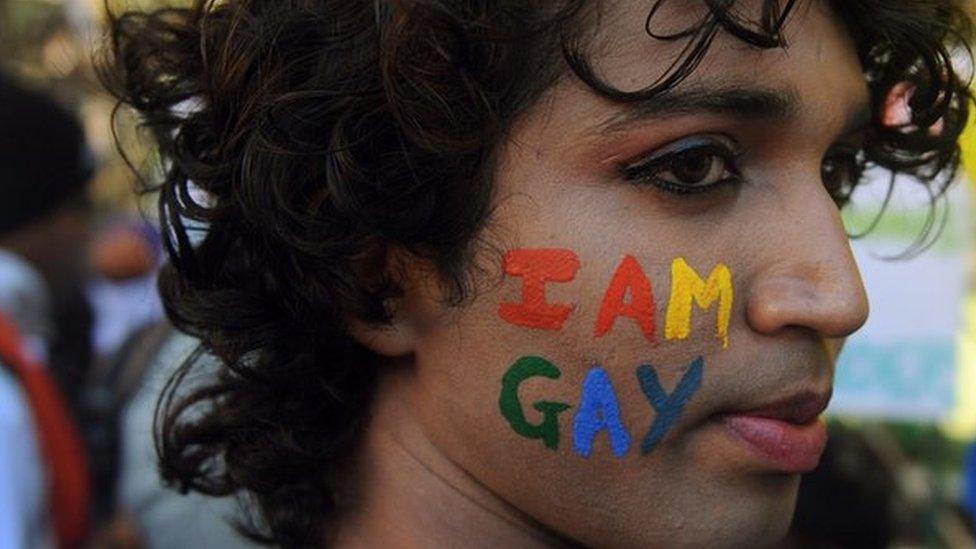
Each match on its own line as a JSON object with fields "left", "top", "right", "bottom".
{"left": 499, "top": 249, "right": 580, "bottom": 330}
{"left": 594, "top": 255, "right": 655, "bottom": 341}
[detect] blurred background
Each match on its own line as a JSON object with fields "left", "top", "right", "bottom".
{"left": 1, "top": 0, "right": 164, "bottom": 360}
{"left": 2, "top": 0, "right": 976, "bottom": 548}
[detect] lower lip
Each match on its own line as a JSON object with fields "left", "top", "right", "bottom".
{"left": 719, "top": 415, "right": 828, "bottom": 473}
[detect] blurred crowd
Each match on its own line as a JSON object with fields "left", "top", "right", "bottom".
{"left": 0, "top": 69, "right": 253, "bottom": 549}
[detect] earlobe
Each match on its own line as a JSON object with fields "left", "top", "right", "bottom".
{"left": 346, "top": 247, "right": 426, "bottom": 358}
{"left": 347, "top": 317, "right": 417, "bottom": 358}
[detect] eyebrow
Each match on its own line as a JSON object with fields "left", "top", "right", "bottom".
{"left": 595, "top": 83, "right": 872, "bottom": 137}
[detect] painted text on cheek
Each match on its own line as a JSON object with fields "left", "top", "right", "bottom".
{"left": 499, "top": 249, "right": 734, "bottom": 347}
{"left": 498, "top": 356, "right": 705, "bottom": 458}
{"left": 496, "top": 250, "right": 731, "bottom": 458}
{"left": 498, "top": 249, "right": 580, "bottom": 330}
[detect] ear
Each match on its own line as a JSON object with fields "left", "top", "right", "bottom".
{"left": 347, "top": 316, "right": 417, "bottom": 358}
{"left": 346, "top": 247, "right": 427, "bottom": 358}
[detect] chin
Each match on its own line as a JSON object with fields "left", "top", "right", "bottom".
{"left": 701, "top": 474, "right": 802, "bottom": 549}
{"left": 634, "top": 473, "right": 802, "bottom": 549}
{"left": 553, "top": 475, "right": 800, "bottom": 549}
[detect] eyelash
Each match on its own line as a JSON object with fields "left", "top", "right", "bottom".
{"left": 621, "top": 135, "right": 743, "bottom": 195}
{"left": 620, "top": 135, "right": 868, "bottom": 208}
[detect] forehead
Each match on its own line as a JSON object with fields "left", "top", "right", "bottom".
{"left": 548, "top": 0, "right": 868, "bottom": 137}
{"left": 587, "top": 0, "right": 857, "bottom": 79}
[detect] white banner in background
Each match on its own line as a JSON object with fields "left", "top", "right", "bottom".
{"left": 830, "top": 172, "right": 972, "bottom": 422}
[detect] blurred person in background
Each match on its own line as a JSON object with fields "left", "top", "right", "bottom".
{"left": 0, "top": 73, "right": 91, "bottom": 548}
{"left": 0, "top": 69, "right": 168, "bottom": 548}
{"left": 91, "top": 320, "right": 260, "bottom": 549}
{"left": 0, "top": 70, "right": 96, "bottom": 422}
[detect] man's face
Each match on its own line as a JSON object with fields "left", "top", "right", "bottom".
{"left": 389, "top": 1, "right": 870, "bottom": 546}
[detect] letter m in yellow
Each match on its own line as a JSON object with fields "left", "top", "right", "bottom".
{"left": 665, "top": 258, "right": 733, "bottom": 349}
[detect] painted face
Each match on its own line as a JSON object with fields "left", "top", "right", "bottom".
{"left": 364, "top": 1, "right": 870, "bottom": 546}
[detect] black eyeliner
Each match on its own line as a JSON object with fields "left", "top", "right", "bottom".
{"left": 620, "top": 136, "right": 743, "bottom": 194}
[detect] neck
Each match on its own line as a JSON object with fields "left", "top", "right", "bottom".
{"left": 332, "top": 363, "right": 569, "bottom": 549}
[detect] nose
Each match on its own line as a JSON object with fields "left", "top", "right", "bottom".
{"left": 746, "top": 184, "right": 870, "bottom": 339}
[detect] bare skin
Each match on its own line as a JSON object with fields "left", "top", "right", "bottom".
{"left": 335, "top": 360, "right": 573, "bottom": 549}
{"left": 337, "top": 1, "right": 869, "bottom": 547}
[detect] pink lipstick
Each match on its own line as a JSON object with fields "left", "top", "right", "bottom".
{"left": 718, "top": 392, "right": 830, "bottom": 473}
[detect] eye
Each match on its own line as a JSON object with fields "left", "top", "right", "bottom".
{"left": 821, "top": 146, "right": 867, "bottom": 209}
{"left": 621, "top": 135, "right": 743, "bottom": 195}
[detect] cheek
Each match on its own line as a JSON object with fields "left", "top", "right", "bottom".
{"left": 409, "top": 318, "right": 658, "bottom": 544}
{"left": 401, "top": 236, "right": 821, "bottom": 548}
{"left": 410, "top": 246, "right": 737, "bottom": 456}
{"left": 409, "top": 316, "right": 732, "bottom": 547}
{"left": 406, "top": 247, "right": 739, "bottom": 535}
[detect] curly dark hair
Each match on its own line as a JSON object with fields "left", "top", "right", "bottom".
{"left": 99, "top": 0, "right": 972, "bottom": 546}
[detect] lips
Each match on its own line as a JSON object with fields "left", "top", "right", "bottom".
{"left": 716, "top": 391, "right": 831, "bottom": 473}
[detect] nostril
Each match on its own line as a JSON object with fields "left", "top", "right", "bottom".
{"left": 746, "top": 277, "right": 806, "bottom": 335}
{"left": 746, "top": 275, "right": 869, "bottom": 338}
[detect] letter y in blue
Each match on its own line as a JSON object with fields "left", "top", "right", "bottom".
{"left": 637, "top": 357, "right": 704, "bottom": 455}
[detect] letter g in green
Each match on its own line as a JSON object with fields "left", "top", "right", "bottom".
{"left": 499, "top": 356, "right": 571, "bottom": 450}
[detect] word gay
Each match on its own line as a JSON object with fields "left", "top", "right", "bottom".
{"left": 499, "top": 249, "right": 733, "bottom": 348}
{"left": 499, "top": 355, "right": 704, "bottom": 457}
